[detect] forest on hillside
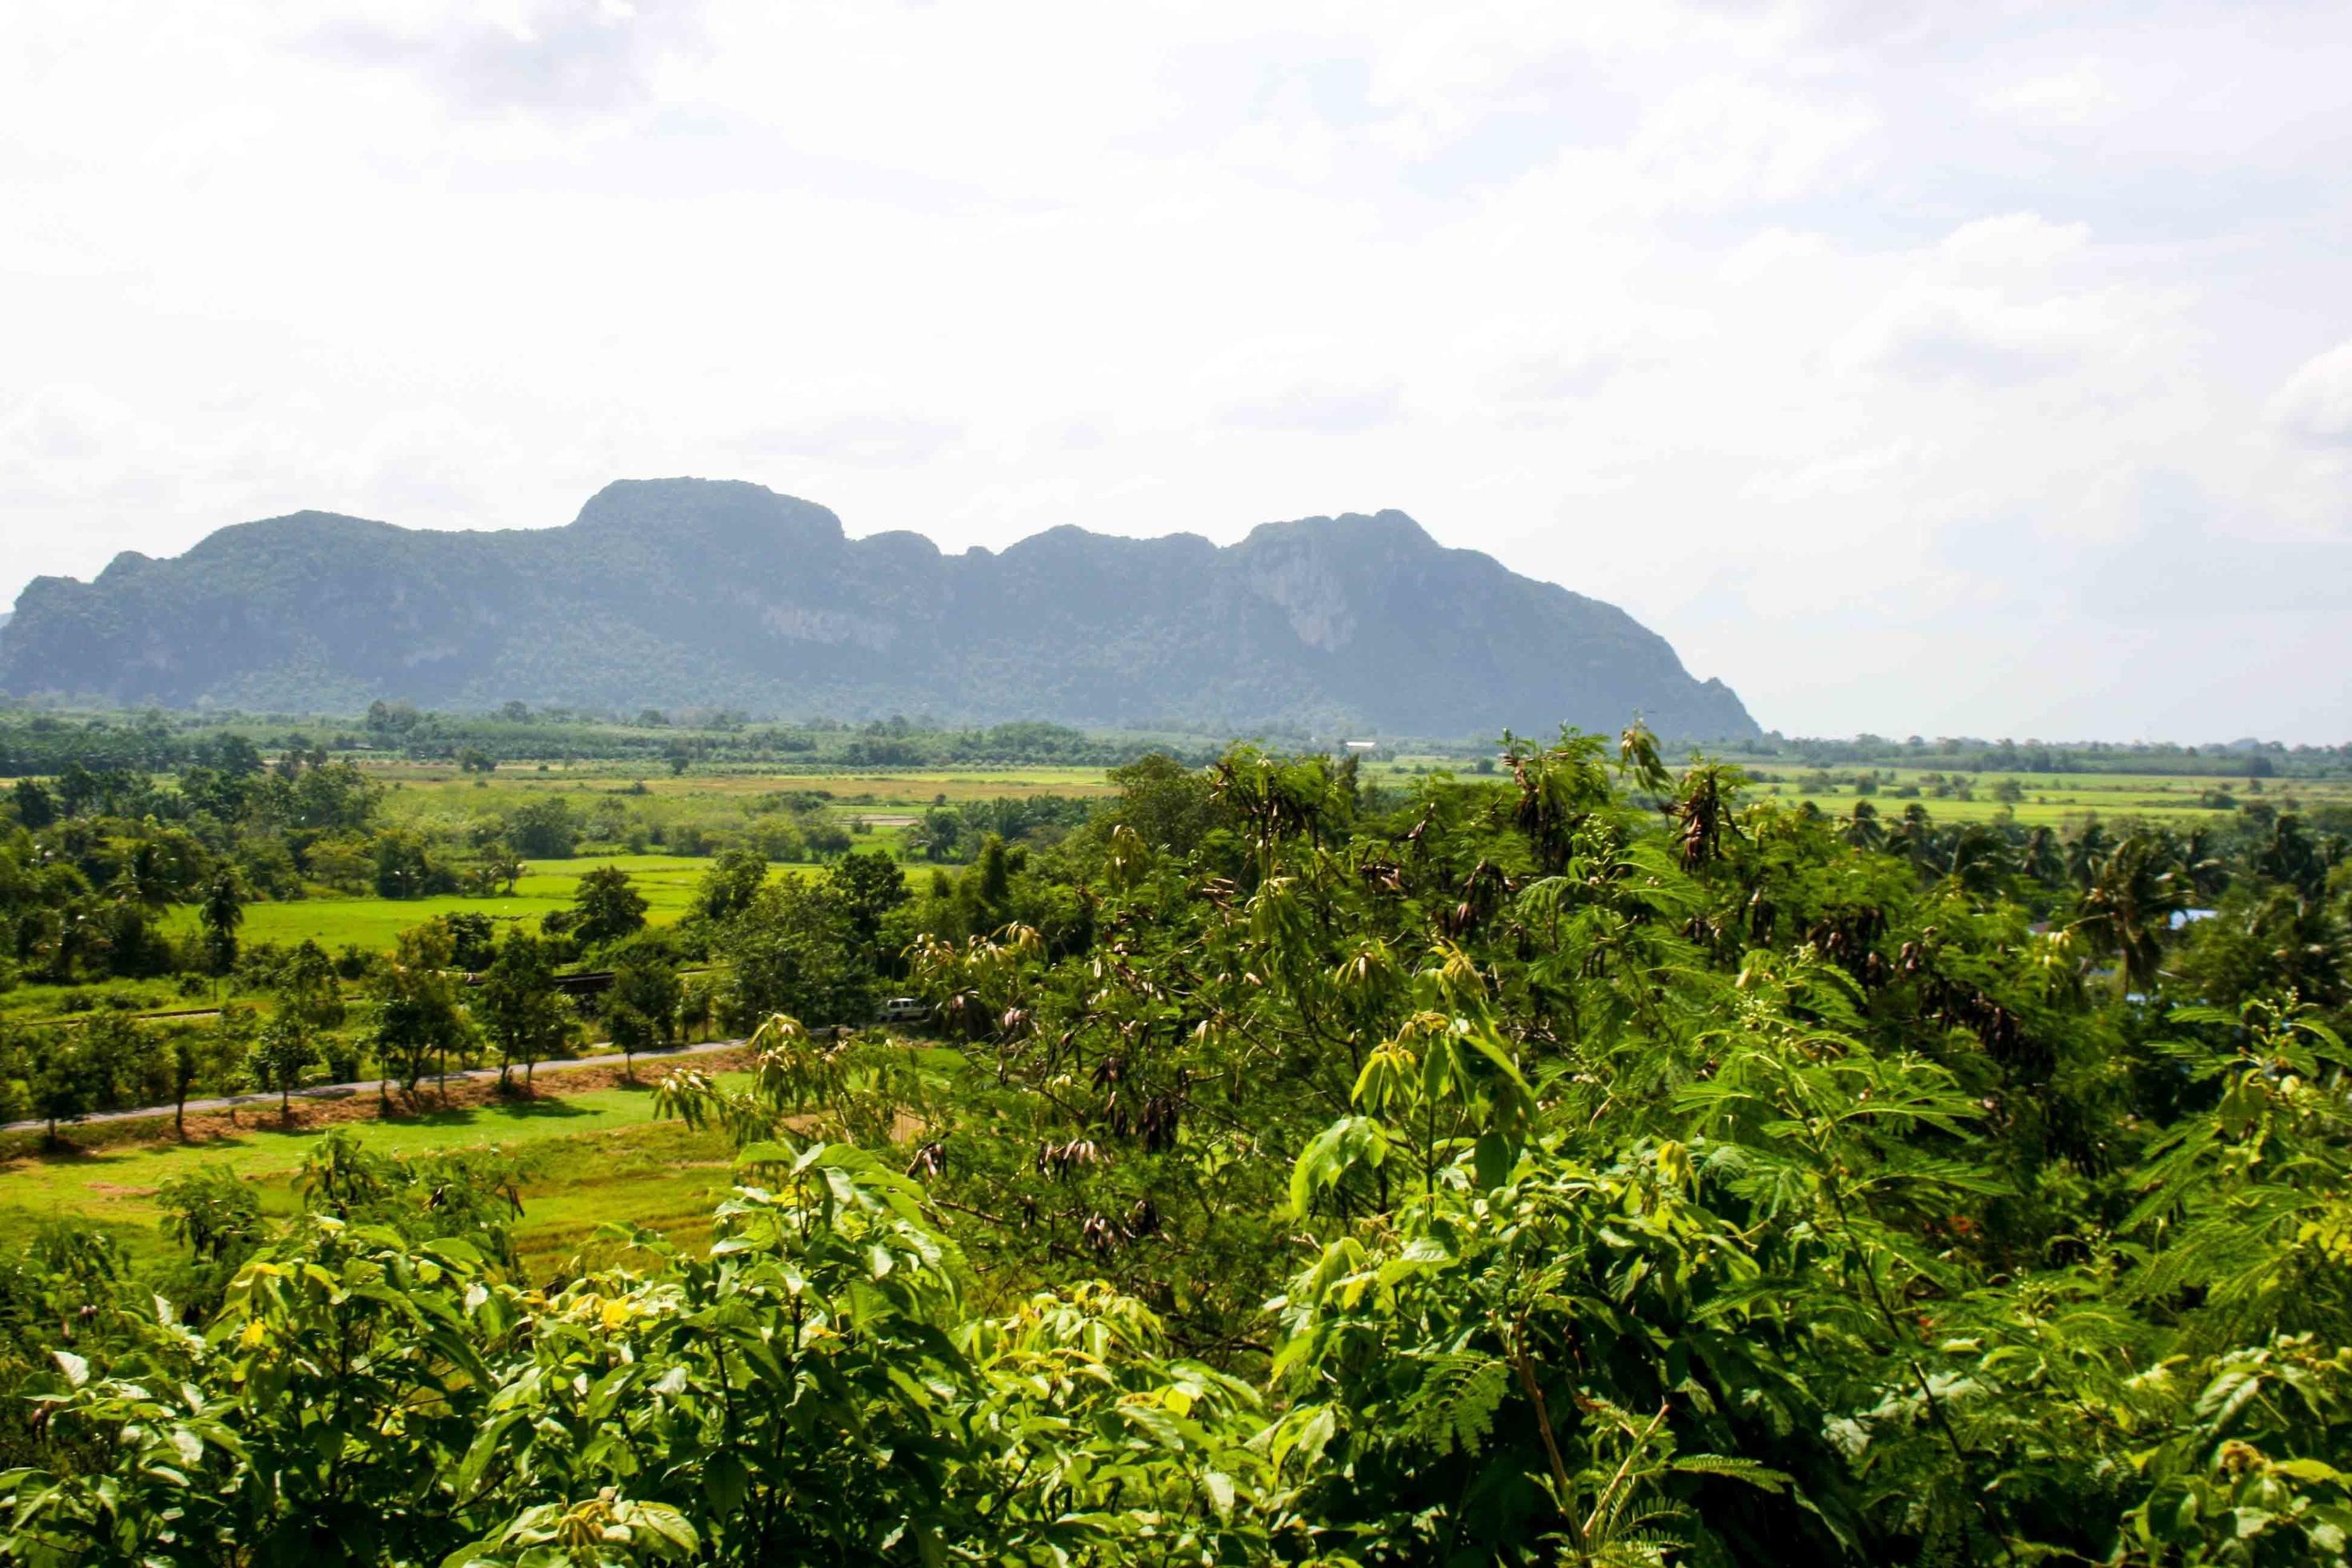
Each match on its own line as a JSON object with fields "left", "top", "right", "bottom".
{"left": 2, "top": 727, "right": 2350, "bottom": 1564}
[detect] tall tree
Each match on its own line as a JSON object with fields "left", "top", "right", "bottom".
{"left": 197, "top": 870, "right": 245, "bottom": 981}
{"left": 250, "top": 1013, "right": 317, "bottom": 1117}
{"left": 607, "top": 946, "right": 682, "bottom": 1077}
{"left": 372, "top": 923, "right": 473, "bottom": 1098}
{"left": 165, "top": 1022, "right": 244, "bottom": 1138}
{"left": 9, "top": 778, "right": 54, "bottom": 830}
{"left": 477, "top": 931, "right": 572, "bottom": 1087}
{"left": 2075, "top": 831, "right": 2187, "bottom": 996}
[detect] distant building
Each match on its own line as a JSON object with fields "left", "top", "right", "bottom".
{"left": 1342, "top": 739, "right": 1378, "bottom": 753}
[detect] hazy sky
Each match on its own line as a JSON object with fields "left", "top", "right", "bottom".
{"left": 3, "top": 2, "right": 2348, "bottom": 741}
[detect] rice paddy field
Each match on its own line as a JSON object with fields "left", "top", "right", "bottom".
{"left": 157, "top": 853, "right": 805, "bottom": 954}
{"left": 374, "top": 761, "right": 1116, "bottom": 813}
{"left": 1365, "top": 758, "right": 2352, "bottom": 828}
{"left": 1739, "top": 767, "right": 2352, "bottom": 826}
{"left": 113, "top": 761, "right": 1118, "bottom": 963}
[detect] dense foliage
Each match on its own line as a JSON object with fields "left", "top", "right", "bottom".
{"left": 5, "top": 730, "right": 2351, "bottom": 1564}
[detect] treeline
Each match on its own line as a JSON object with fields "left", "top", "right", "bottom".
{"left": 1743, "top": 730, "right": 2347, "bottom": 778}
{"left": 1, "top": 747, "right": 378, "bottom": 989}
{"left": 361, "top": 704, "right": 1221, "bottom": 770}
{"left": 2, "top": 732, "right": 2350, "bottom": 1562}
{"left": 0, "top": 706, "right": 1230, "bottom": 776}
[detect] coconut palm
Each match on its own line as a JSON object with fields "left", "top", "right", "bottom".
{"left": 1886, "top": 804, "right": 1938, "bottom": 870}
{"left": 109, "top": 839, "right": 172, "bottom": 911}
{"left": 2063, "top": 822, "right": 2111, "bottom": 893}
{"left": 198, "top": 870, "right": 245, "bottom": 980}
{"left": 1944, "top": 824, "right": 2010, "bottom": 898}
{"left": 2073, "top": 832, "right": 2186, "bottom": 996}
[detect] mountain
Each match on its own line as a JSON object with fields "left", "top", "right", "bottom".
{"left": 0, "top": 478, "right": 1758, "bottom": 738}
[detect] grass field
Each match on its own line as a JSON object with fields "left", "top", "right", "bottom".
{"left": 376, "top": 762, "right": 1116, "bottom": 807}
{"left": 157, "top": 854, "right": 815, "bottom": 954}
{"left": 1364, "top": 758, "right": 2351, "bottom": 828}
{"left": 0, "top": 1074, "right": 754, "bottom": 1275}
{"left": 1742, "top": 767, "right": 2352, "bottom": 826}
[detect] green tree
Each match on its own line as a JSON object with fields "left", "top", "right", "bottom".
{"left": 370, "top": 830, "right": 438, "bottom": 898}
{"left": 196, "top": 869, "right": 244, "bottom": 980}
{"left": 2075, "top": 830, "right": 2186, "bottom": 995}
{"left": 277, "top": 938, "right": 346, "bottom": 1034}
{"left": 23, "top": 1033, "right": 97, "bottom": 1144}
{"left": 372, "top": 922, "right": 474, "bottom": 1098}
{"left": 505, "top": 796, "right": 579, "bottom": 859}
{"left": 9, "top": 778, "right": 54, "bottom": 831}
{"left": 478, "top": 843, "right": 524, "bottom": 895}
{"left": 164, "top": 1022, "right": 244, "bottom": 1138}
{"left": 571, "top": 865, "right": 648, "bottom": 947}
{"left": 827, "top": 847, "right": 910, "bottom": 967}
{"left": 678, "top": 976, "right": 716, "bottom": 1042}
{"left": 690, "top": 848, "right": 769, "bottom": 925}
{"left": 607, "top": 946, "right": 682, "bottom": 1075}
{"left": 1102, "top": 751, "right": 1219, "bottom": 855}
{"left": 716, "top": 882, "right": 870, "bottom": 1030}
{"left": 250, "top": 1012, "right": 317, "bottom": 1115}
{"left": 477, "top": 931, "right": 572, "bottom": 1086}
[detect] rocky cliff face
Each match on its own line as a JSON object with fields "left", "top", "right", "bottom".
{"left": 0, "top": 478, "right": 1758, "bottom": 738}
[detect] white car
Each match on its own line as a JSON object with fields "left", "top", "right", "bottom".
{"left": 877, "top": 997, "right": 929, "bottom": 1025}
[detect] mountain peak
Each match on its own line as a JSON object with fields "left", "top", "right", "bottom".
{"left": 568, "top": 477, "right": 846, "bottom": 545}
{"left": 1239, "top": 508, "right": 1435, "bottom": 553}
{"left": 0, "top": 482, "right": 1757, "bottom": 738}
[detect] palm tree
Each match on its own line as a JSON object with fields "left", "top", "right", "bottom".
{"left": 1886, "top": 804, "right": 1938, "bottom": 870}
{"left": 198, "top": 870, "right": 245, "bottom": 986}
{"left": 2074, "top": 832, "right": 2186, "bottom": 996}
{"left": 2253, "top": 815, "right": 2326, "bottom": 909}
{"left": 2020, "top": 826, "right": 2064, "bottom": 886}
{"left": 1944, "top": 824, "right": 2010, "bottom": 897}
{"left": 110, "top": 840, "right": 172, "bottom": 911}
{"left": 1839, "top": 800, "right": 1884, "bottom": 851}
{"left": 2063, "top": 822, "right": 2111, "bottom": 893}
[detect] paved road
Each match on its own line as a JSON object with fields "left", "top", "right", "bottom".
{"left": 1, "top": 1038, "right": 752, "bottom": 1136}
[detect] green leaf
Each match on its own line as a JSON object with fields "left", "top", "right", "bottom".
{"left": 1473, "top": 1131, "right": 1514, "bottom": 1191}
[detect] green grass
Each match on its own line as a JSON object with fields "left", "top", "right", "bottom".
{"left": 1366, "top": 758, "right": 2352, "bottom": 829}
{"left": 0, "top": 976, "right": 204, "bottom": 1022}
{"left": 0, "top": 1071, "right": 754, "bottom": 1275}
{"left": 375, "top": 762, "right": 1114, "bottom": 808}
{"left": 159, "top": 854, "right": 817, "bottom": 954}
{"left": 1740, "top": 768, "right": 2352, "bottom": 826}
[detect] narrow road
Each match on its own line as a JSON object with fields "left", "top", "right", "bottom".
{"left": 1, "top": 1037, "right": 752, "bottom": 1136}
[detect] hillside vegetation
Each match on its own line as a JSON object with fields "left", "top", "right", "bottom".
{"left": 0, "top": 479, "right": 1756, "bottom": 738}
{"left": 2, "top": 729, "right": 2350, "bottom": 1564}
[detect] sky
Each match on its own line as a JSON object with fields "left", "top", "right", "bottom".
{"left": 2, "top": 1, "right": 2348, "bottom": 742}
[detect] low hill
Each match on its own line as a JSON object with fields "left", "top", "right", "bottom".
{"left": 0, "top": 479, "right": 1757, "bottom": 738}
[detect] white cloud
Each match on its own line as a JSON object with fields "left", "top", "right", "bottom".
{"left": 1981, "top": 65, "right": 2127, "bottom": 130}
{"left": 1841, "top": 284, "right": 2114, "bottom": 384}
{"left": 2268, "top": 341, "right": 2352, "bottom": 448}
